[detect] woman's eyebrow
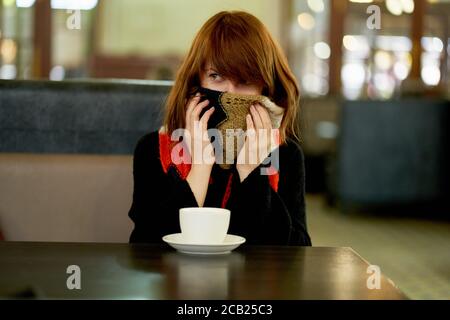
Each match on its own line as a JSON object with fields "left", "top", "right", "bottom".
{"left": 205, "top": 66, "right": 218, "bottom": 72}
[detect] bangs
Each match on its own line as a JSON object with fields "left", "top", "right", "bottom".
{"left": 199, "top": 20, "right": 270, "bottom": 86}
{"left": 165, "top": 11, "right": 300, "bottom": 144}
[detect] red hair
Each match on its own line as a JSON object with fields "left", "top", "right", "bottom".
{"left": 163, "top": 11, "right": 300, "bottom": 144}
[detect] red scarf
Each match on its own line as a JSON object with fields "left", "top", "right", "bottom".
{"left": 158, "top": 132, "right": 279, "bottom": 208}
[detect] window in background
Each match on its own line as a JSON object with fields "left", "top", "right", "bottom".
{"left": 0, "top": 0, "right": 34, "bottom": 80}
{"left": 422, "top": 0, "right": 449, "bottom": 90}
{"left": 2, "top": 0, "right": 449, "bottom": 94}
{"left": 51, "top": 3, "right": 96, "bottom": 80}
{"left": 343, "top": 0, "right": 414, "bottom": 100}
{"left": 1, "top": 0, "right": 285, "bottom": 81}
{"left": 291, "top": 0, "right": 331, "bottom": 97}
{"left": 0, "top": 0, "right": 96, "bottom": 80}
{"left": 92, "top": 0, "right": 282, "bottom": 81}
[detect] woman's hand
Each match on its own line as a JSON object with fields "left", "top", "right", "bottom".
{"left": 184, "top": 93, "right": 215, "bottom": 207}
{"left": 184, "top": 92, "right": 216, "bottom": 167}
{"left": 236, "top": 103, "right": 278, "bottom": 182}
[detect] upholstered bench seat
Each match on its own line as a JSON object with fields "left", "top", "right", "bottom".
{"left": 0, "top": 153, "right": 134, "bottom": 242}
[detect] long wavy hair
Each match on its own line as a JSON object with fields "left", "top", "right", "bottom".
{"left": 163, "top": 10, "right": 300, "bottom": 144}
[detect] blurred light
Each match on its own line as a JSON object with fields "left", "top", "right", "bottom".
{"left": 374, "top": 51, "right": 393, "bottom": 70}
{"left": 395, "top": 51, "right": 413, "bottom": 69}
{"left": 386, "top": 0, "right": 414, "bottom": 15}
{"left": 405, "top": 52, "right": 412, "bottom": 67}
{"left": 393, "top": 62, "right": 409, "bottom": 80}
{"left": 316, "top": 60, "right": 329, "bottom": 78}
{"left": 374, "top": 73, "right": 395, "bottom": 99}
{"left": 316, "top": 121, "right": 338, "bottom": 139}
{"left": 307, "top": 0, "right": 324, "bottom": 13}
{"left": 343, "top": 35, "right": 370, "bottom": 57}
{"left": 3, "top": 0, "right": 15, "bottom": 6}
{"left": 51, "top": 0, "right": 98, "bottom": 10}
{"left": 343, "top": 87, "right": 361, "bottom": 100}
{"left": 3, "top": 0, "right": 15, "bottom": 7}
{"left": 342, "top": 63, "right": 366, "bottom": 89}
{"left": 0, "top": 64, "right": 17, "bottom": 79}
{"left": 376, "top": 35, "right": 412, "bottom": 51}
{"left": 16, "top": 0, "right": 35, "bottom": 7}
{"left": 422, "top": 37, "right": 444, "bottom": 53}
{"left": 50, "top": 65, "right": 65, "bottom": 81}
{"left": 314, "top": 42, "right": 331, "bottom": 60}
{"left": 302, "top": 73, "right": 328, "bottom": 96}
{"left": 297, "top": 13, "right": 315, "bottom": 30}
{"left": 421, "top": 65, "right": 441, "bottom": 86}
{"left": 1, "top": 39, "right": 17, "bottom": 64}
{"left": 401, "top": 0, "right": 414, "bottom": 13}
{"left": 350, "top": 0, "right": 373, "bottom": 2}
{"left": 22, "top": 66, "right": 31, "bottom": 79}
{"left": 386, "top": 0, "right": 403, "bottom": 15}
{"left": 343, "top": 35, "right": 358, "bottom": 51}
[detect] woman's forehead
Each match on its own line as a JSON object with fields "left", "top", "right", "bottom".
{"left": 203, "top": 62, "right": 216, "bottom": 71}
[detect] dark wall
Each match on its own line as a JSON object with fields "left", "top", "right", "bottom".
{"left": 0, "top": 79, "right": 170, "bottom": 154}
{"left": 337, "top": 99, "right": 450, "bottom": 206}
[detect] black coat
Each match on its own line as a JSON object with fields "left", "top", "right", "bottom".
{"left": 128, "top": 131, "right": 312, "bottom": 246}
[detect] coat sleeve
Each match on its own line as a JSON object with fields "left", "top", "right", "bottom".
{"left": 229, "top": 141, "right": 312, "bottom": 246}
{"left": 128, "top": 132, "right": 198, "bottom": 243}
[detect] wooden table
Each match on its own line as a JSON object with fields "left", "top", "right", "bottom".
{"left": 0, "top": 242, "right": 407, "bottom": 299}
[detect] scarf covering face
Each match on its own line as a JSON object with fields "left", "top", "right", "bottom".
{"left": 197, "top": 87, "right": 284, "bottom": 169}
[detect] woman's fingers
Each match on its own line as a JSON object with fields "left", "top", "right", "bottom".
{"left": 250, "top": 104, "right": 264, "bottom": 130}
{"left": 256, "top": 104, "right": 272, "bottom": 130}
{"left": 255, "top": 104, "right": 273, "bottom": 152}
{"left": 191, "top": 99, "right": 210, "bottom": 122}
{"left": 186, "top": 93, "right": 201, "bottom": 121}
{"left": 200, "top": 106, "right": 215, "bottom": 127}
{"left": 246, "top": 113, "right": 257, "bottom": 146}
{"left": 246, "top": 113, "right": 255, "bottom": 132}
{"left": 185, "top": 94, "right": 201, "bottom": 134}
{"left": 245, "top": 113, "right": 258, "bottom": 164}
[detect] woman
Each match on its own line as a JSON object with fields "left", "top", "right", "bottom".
{"left": 128, "top": 11, "right": 311, "bottom": 246}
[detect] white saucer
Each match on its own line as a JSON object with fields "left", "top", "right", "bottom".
{"left": 162, "top": 233, "right": 246, "bottom": 255}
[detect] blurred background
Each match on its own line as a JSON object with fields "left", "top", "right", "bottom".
{"left": 0, "top": 0, "right": 449, "bottom": 299}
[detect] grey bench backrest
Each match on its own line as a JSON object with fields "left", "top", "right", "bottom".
{"left": 338, "top": 99, "right": 450, "bottom": 205}
{"left": 0, "top": 79, "right": 171, "bottom": 154}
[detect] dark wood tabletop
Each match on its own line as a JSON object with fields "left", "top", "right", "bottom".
{"left": 0, "top": 241, "right": 407, "bottom": 300}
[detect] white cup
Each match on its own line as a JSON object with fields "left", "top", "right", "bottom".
{"left": 180, "top": 207, "right": 231, "bottom": 244}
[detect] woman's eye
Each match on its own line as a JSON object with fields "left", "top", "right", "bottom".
{"left": 209, "top": 73, "right": 222, "bottom": 81}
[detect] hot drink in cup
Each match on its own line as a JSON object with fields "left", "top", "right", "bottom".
{"left": 179, "top": 207, "right": 231, "bottom": 244}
